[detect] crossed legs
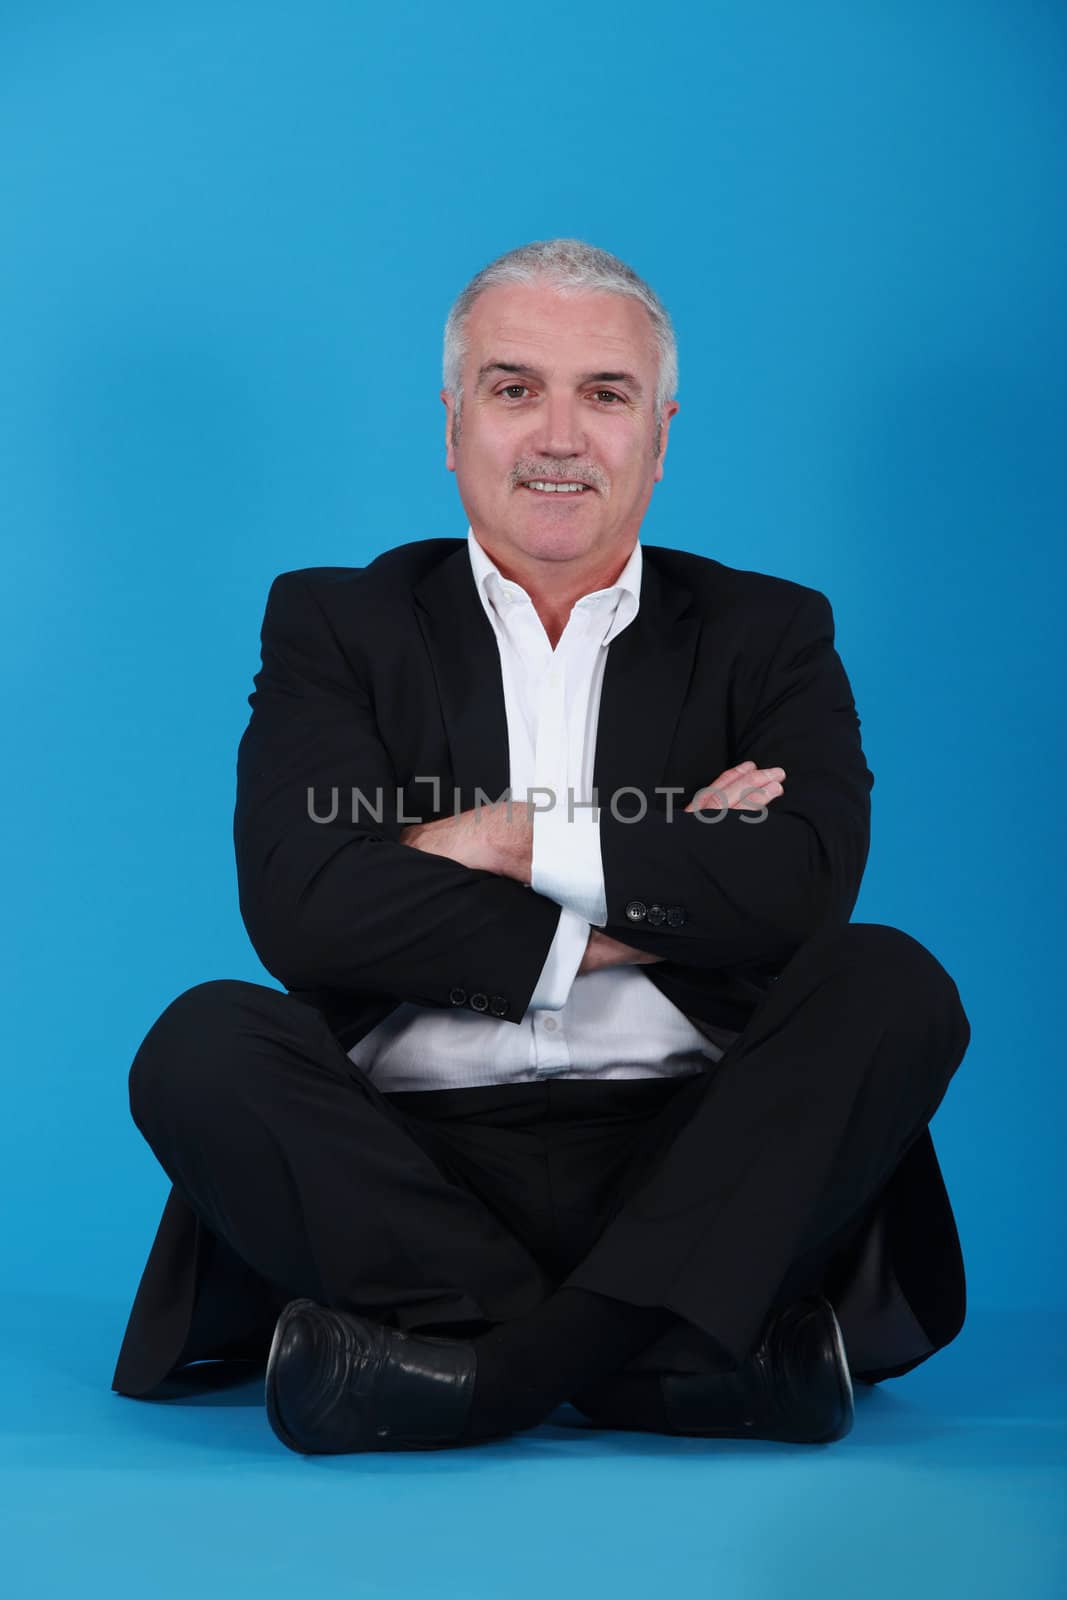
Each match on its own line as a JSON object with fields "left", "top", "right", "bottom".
{"left": 125, "top": 921, "right": 970, "bottom": 1435}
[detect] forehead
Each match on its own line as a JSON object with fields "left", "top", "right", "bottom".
{"left": 464, "top": 282, "right": 658, "bottom": 376}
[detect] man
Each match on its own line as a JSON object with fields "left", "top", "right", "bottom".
{"left": 112, "top": 238, "right": 971, "bottom": 1455}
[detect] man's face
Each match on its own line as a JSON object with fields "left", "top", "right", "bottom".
{"left": 442, "top": 281, "right": 677, "bottom": 575}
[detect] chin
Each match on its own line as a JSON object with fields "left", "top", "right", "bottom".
{"left": 513, "top": 500, "right": 600, "bottom": 541}
{"left": 513, "top": 523, "right": 598, "bottom": 561}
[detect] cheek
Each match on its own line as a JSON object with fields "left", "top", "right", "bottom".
{"left": 459, "top": 439, "right": 506, "bottom": 491}
{"left": 471, "top": 430, "right": 515, "bottom": 476}
{"left": 609, "top": 450, "right": 644, "bottom": 494}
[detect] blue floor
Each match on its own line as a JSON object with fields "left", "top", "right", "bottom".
{"left": 3, "top": 1296, "right": 1064, "bottom": 1599}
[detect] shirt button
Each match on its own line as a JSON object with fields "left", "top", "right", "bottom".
{"left": 469, "top": 992, "right": 489, "bottom": 1012}
{"left": 448, "top": 986, "right": 467, "bottom": 1006}
{"left": 625, "top": 900, "right": 647, "bottom": 922}
{"left": 543, "top": 1017, "right": 559, "bottom": 1032}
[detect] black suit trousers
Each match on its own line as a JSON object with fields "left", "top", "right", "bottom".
{"left": 126, "top": 921, "right": 969, "bottom": 1379}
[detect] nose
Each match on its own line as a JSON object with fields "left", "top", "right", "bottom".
{"left": 533, "top": 389, "right": 587, "bottom": 459}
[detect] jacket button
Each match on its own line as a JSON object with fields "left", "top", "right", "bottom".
{"left": 489, "top": 995, "right": 509, "bottom": 1017}
{"left": 646, "top": 903, "right": 666, "bottom": 927}
{"left": 449, "top": 986, "right": 467, "bottom": 1006}
{"left": 470, "top": 992, "right": 489, "bottom": 1012}
{"left": 667, "top": 906, "right": 687, "bottom": 928}
{"left": 625, "top": 900, "right": 647, "bottom": 922}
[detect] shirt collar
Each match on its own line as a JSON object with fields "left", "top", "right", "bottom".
{"left": 466, "top": 526, "right": 641, "bottom": 647}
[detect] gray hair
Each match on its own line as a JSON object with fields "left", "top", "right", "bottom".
{"left": 442, "top": 238, "right": 678, "bottom": 437}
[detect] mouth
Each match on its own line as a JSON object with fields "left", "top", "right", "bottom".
{"left": 519, "top": 480, "right": 594, "bottom": 496}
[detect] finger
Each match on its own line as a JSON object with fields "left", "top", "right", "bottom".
{"left": 686, "top": 775, "right": 785, "bottom": 812}
{"left": 709, "top": 764, "right": 785, "bottom": 793}
{"left": 731, "top": 780, "right": 783, "bottom": 810}
{"left": 685, "top": 763, "right": 758, "bottom": 812}
{"left": 688, "top": 768, "right": 785, "bottom": 806}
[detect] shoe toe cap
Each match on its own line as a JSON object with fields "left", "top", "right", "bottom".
{"left": 774, "top": 1296, "right": 854, "bottom": 1442}
{"left": 266, "top": 1298, "right": 385, "bottom": 1454}
{"left": 265, "top": 1300, "right": 477, "bottom": 1454}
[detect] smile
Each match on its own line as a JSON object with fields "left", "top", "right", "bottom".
{"left": 521, "top": 481, "right": 590, "bottom": 494}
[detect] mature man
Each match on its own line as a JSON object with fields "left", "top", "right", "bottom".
{"left": 113, "top": 239, "right": 971, "bottom": 1454}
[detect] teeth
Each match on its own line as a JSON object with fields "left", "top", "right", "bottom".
{"left": 524, "top": 481, "right": 587, "bottom": 493}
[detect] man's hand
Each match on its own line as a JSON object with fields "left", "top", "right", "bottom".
{"left": 577, "top": 929, "right": 665, "bottom": 976}
{"left": 400, "top": 763, "right": 785, "bottom": 872}
{"left": 401, "top": 814, "right": 656, "bottom": 977}
{"left": 400, "top": 800, "right": 533, "bottom": 883}
{"left": 685, "top": 760, "right": 785, "bottom": 812}
{"left": 400, "top": 763, "right": 787, "bottom": 976}
{"left": 581, "top": 763, "right": 787, "bottom": 973}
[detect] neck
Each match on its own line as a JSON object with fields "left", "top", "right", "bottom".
{"left": 475, "top": 535, "right": 636, "bottom": 649}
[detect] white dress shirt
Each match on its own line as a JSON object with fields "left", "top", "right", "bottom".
{"left": 346, "top": 528, "right": 736, "bottom": 1091}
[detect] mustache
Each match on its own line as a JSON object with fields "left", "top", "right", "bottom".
{"left": 510, "top": 462, "right": 607, "bottom": 492}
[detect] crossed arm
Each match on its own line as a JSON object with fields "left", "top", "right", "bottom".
{"left": 399, "top": 761, "right": 788, "bottom": 976}
{"left": 235, "top": 572, "right": 872, "bottom": 1021}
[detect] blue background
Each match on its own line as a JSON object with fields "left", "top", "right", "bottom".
{"left": 1, "top": 5, "right": 1064, "bottom": 1591}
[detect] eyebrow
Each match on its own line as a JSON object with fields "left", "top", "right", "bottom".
{"left": 476, "top": 360, "right": 645, "bottom": 397}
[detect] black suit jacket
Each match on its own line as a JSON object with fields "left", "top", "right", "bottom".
{"left": 234, "top": 537, "right": 874, "bottom": 1044}
{"left": 112, "top": 538, "right": 966, "bottom": 1396}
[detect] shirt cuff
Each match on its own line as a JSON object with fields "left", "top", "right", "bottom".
{"left": 527, "top": 906, "right": 589, "bottom": 1012}
{"left": 530, "top": 792, "right": 608, "bottom": 927}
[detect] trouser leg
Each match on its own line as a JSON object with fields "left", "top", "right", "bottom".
{"left": 560, "top": 922, "right": 971, "bottom": 1366}
{"left": 127, "top": 980, "right": 559, "bottom": 1333}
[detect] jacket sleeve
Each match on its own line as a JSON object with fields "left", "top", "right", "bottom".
{"left": 599, "top": 588, "right": 874, "bottom": 969}
{"left": 233, "top": 571, "right": 563, "bottom": 1021}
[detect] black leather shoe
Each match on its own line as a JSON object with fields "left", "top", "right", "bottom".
{"left": 265, "top": 1298, "right": 482, "bottom": 1454}
{"left": 571, "top": 1295, "right": 854, "bottom": 1444}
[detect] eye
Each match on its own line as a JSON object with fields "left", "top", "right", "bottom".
{"left": 500, "top": 385, "right": 529, "bottom": 400}
{"left": 593, "top": 390, "right": 623, "bottom": 404}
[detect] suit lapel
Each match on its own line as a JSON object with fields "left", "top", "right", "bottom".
{"left": 592, "top": 553, "right": 701, "bottom": 814}
{"left": 412, "top": 542, "right": 701, "bottom": 812}
{"left": 413, "top": 547, "right": 512, "bottom": 809}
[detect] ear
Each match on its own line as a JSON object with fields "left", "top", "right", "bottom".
{"left": 653, "top": 400, "right": 680, "bottom": 484}
{"left": 441, "top": 389, "right": 457, "bottom": 473}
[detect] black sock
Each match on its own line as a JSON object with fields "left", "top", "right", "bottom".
{"left": 461, "top": 1287, "right": 677, "bottom": 1441}
{"left": 571, "top": 1370, "right": 674, "bottom": 1433}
